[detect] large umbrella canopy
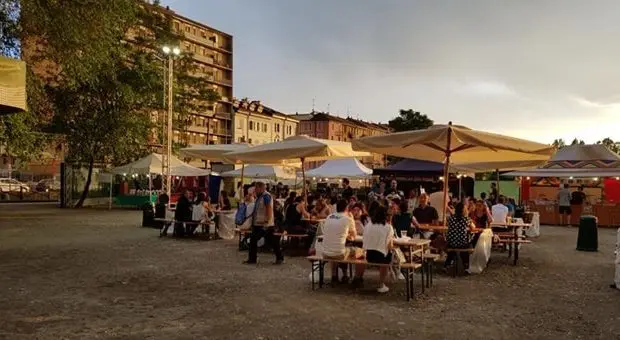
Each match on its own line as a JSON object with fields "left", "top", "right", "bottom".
{"left": 0, "top": 56, "right": 26, "bottom": 115}
{"left": 353, "top": 122, "right": 554, "bottom": 223}
{"left": 454, "top": 160, "right": 549, "bottom": 172}
{"left": 220, "top": 165, "right": 297, "bottom": 179}
{"left": 180, "top": 143, "right": 250, "bottom": 163}
{"left": 223, "top": 135, "right": 371, "bottom": 164}
{"left": 110, "top": 153, "right": 213, "bottom": 177}
{"left": 305, "top": 158, "right": 373, "bottom": 179}
{"left": 352, "top": 123, "right": 554, "bottom": 163}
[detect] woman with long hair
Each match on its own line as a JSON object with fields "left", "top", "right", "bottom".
{"left": 353, "top": 204, "right": 394, "bottom": 293}
{"left": 444, "top": 202, "right": 476, "bottom": 271}
{"left": 351, "top": 202, "right": 369, "bottom": 235}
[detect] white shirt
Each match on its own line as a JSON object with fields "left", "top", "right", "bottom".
{"left": 429, "top": 191, "right": 446, "bottom": 221}
{"left": 321, "top": 213, "right": 355, "bottom": 257}
{"left": 491, "top": 204, "right": 509, "bottom": 224}
{"left": 363, "top": 223, "right": 393, "bottom": 256}
{"left": 192, "top": 203, "right": 206, "bottom": 222}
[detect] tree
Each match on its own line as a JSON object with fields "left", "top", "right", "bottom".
{"left": 597, "top": 137, "right": 620, "bottom": 154}
{"left": 20, "top": 1, "right": 220, "bottom": 207}
{"left": 570, "top": 138, "right": 585, "bottom": 146}
{"left": 552, "top": 139, "right": 565, "bottom": 149}
{"left": 388, "top": 109, "right": 434, "bottom": 132}
{"left": 386, "top": 109, "right": 434, "bottom": 164}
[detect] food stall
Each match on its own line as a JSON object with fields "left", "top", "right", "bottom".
{"left": 507, "top": 145, "right": 620, "bottom": 226}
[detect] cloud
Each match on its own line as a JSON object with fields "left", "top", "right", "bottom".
{"left": 457, "top": 81, "right": 519, "bottom": 97}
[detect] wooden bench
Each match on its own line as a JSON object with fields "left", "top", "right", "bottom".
{"left": 496, "top": 239, "right": 532, "bottom": 265}
{"left": 446, "top": 248, "right": 475, "bottom": 277}
{"left": 307, "top": 255, "right": 423, "bottom": 302}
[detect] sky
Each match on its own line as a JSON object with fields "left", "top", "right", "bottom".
{"left": 162, "top": 0, "right": 620, "bottom": 144}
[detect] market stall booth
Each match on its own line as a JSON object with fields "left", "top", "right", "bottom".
{"left": 109, "top": 153, "right": 214, "bottom": 207}
{"left": 507, "top": 144, "right": 620, "bottom": 226}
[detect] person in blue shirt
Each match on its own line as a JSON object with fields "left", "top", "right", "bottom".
{"left": 503, "top": 196, "right": 515, "bottom": 217}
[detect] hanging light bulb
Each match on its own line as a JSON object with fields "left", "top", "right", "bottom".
{"left": 439, "top": 176, "right": 444, "bottom": 181}
{"left": 526, "top": 177, "right": 530, "bottom": 180}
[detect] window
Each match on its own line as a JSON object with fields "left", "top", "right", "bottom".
{"left": 263, "top": 123, "right": 267, "bottom": 132}
{"left": 185, "top": 26, "right": 190, "bottom": 33}
{"left": 174, "top": 22, "right": 180, "bottom": 31}
{"left": 249, "top": 121, "right": 254, "bottom": 130}
{"left": 275, "top": 124, "right": 280, "bottom": 133}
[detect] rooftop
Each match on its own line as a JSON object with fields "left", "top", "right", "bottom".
{"left": 289, "top": 111, "right": 390, "bottom": 131}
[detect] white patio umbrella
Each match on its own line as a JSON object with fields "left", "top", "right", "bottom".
{"left": 220, "top": 164, "right": 297, "bottom": 180}
{"left": 223, "top": 135, "right": 371, "bottom": 197}
{"left": 180, "top": 143, "right": 251, "bottom": 163}
{"left": 304, "top": 158, "right": 372, "bottom": 179}
{"left": 352, "top": 122, "right": 555, "bottom": 223}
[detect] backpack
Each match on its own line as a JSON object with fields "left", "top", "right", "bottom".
{"left": 235, "top": 203, "right": 248, "bottom": 225}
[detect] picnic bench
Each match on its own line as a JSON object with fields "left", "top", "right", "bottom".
{"left": 157, "top": 218, "right": 215, "bottom": 238}
{"left": 491, "top": 222, "right": 533, "bottom": 265}
{"left": 306, "top": 255, "right": 423, "bottom": 301}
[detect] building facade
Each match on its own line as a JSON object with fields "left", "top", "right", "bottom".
{"left": 291, "top": 112, "right": 390, "bottom": 168}
{"left": 233, "top": 98, "right": 298, "bottom": 145}
{"left": 161, "top": 5, "right": 234, "bottom": 145}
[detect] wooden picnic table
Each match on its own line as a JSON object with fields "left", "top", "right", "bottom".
{"left": 490, "top": 221, "right": 533, "bottom": 265}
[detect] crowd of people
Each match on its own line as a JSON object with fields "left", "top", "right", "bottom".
{"left": 230, "top": 178, "right": 521, "bottom": 293}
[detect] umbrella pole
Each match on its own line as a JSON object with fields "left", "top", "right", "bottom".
{"left": 109, "top": 176, "right": 113, "bottom": 211}
{"left": 495, "top": 168, "right": 500, "bottom": 198}
{"left": 301, "top": 157, "right": 307, "bottom": 202}
{"left": 458, "top": 175, "right": 462, "bottom": 200}
{"left": 149, "top": 174, "right": 153, "bottom": 204}
{"left": 442, "top": 125, "right": 452, "bottom": 225}
{"left": 240, "top": 163, "right": 245, "bottom": 194}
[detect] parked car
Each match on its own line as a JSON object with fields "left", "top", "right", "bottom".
{"left": 0, "top": 178, "right": 30, "bottom": 192}
{"left": 36, "top": 178, "right": 61, "bottom": 192}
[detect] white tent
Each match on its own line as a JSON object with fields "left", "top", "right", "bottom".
{"left": 110, "top": 153, "right": 214, "bottom": 177}
{"left": 220, "top": 165, "right": 297, "bottom": 179}
{"left": 304, "top": 158, "right": 372, "bottom": 179}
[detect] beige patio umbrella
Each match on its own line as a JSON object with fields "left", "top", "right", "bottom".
{"left": 223, "top": 135, "right": 371, "bottom": 197}
{"left": 352, "top": 122, "right": 555, "bottom": 223}
{"left": 0, "top": 56, "right": 26, "bottom": 115}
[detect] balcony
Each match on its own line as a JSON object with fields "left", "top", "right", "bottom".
{"left": 180, "top": 29, "right": 233, "bottom": 54}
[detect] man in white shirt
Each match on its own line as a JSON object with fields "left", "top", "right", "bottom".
{"left": 491, "top": 196, "right": 509, "bottom": 227}
{"left": 321, "top": 199, "right": 357, "bottom": 283}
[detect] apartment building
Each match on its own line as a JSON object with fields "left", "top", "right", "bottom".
{"left": 159, "top": 5, "right": 234, "bottom": 145}
{"left": 291, "top": 112, "right": 390, "bottom": 168}
{"left": 233, "top": 98, "right": 299, "bottom": 145}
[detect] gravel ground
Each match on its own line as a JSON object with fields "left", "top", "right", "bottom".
{"left": 0, "top": 204, "right": 618, "bottom": 340}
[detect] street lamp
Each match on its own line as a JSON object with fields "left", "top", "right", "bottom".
{"left": 161, "top": 45, "right": 181, "bottom": 200}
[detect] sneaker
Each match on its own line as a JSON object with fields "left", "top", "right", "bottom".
{"left": 377, "top": 284, "right": 390, "bottom": 293}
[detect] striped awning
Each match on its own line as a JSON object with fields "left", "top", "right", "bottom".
{"left": 0, "top": 56, "right": 26, "bottom": 115}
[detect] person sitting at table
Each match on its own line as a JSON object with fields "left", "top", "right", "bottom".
{"left": 472, "top": 199, "right": 493, "bottom": 229}
{"left": 392, "top": 201, "right": 413, "bottom": 237}
{"left": 219, "top": 190, "right": 232, "bottom": 211}
{"left": 503, "top": 195, "right": 516, "bottom": 217}
{"left": 491, "top": 196, "right": 509, "bottom": 231}
{"left": 412, "top": 193, "right": 439, "bottom": 238}
{"left": 311, "top": 196, "right": 331, "bottom": 219}
{"left": 285, "top": 196, "right": 310, "bottom": 234}
{"left": 352, "top": 204, "right": 394, "bottom": 293}
{"left": 444, "top": 202, "right": 476, "bottom": 272}
{"left": 174, "top": 189, "right": 193, "bottom": 237}
{"left": 322, "top": 199, "right": 357, "bottom": 284}
{"left": 191, "top": 192, "right": 212, "bottom": 235}
{"left": 351, "top": 202, "right": 370, "bottom": 235}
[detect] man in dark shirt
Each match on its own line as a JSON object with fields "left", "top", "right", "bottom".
{"left": 413, "top": 193, "right": 439, "bottom": 225}
{"left": 412, "top": 193, "right": 440, "bottom": 240}
{"left": 341, "top": 178, "right": 354, "bottom": 200}
{"left": 571, "top": 186, "right": 587, "bottom": 205}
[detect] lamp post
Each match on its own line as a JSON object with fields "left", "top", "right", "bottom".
{"left": 161, "top": 45, "right": 181, "bottom": 200}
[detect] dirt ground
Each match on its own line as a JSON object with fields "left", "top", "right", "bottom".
{"left": 0, "top": 204, "right": 618, "bottom": 340}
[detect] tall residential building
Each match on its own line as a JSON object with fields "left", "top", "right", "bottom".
{"left": 233, "top": 98, "right": 299, "bottom": 145}
{"left": 291, "top": 112, "right": 390, "bottom": 168}
{"left": 159, "top": 5, "right": 234, "bottom": 145}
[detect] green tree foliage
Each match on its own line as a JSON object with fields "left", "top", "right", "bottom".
{"left": 20, "top": 0, "right": 219, "bottom": 207}
{"left": 386, "top": 109, "right": 434, "bottom": 164}
{"left": 388, "top": 109, "right": 434, "bottom": 132}
{"left": 596, "top": 137, "right": 620, "bottom": 154}
{"left": 552, "top": 139, "right": 565, "bottom": 149}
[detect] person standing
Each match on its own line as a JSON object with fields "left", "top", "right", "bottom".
{"left": 557, "top": 183, "right": 572, "bottom": 226}
{"left": 341, "top": 178, "right": 354, "bottom": 200}
{"left": 489, "top": 183, "right": 499, "bottom": 205}
{"left": 571, "top": 186, "right": 587, "bottom": 206}
{"left": 244, "top": 182, "right": 283, "bottom": 265}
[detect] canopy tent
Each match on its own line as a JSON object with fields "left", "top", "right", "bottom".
{"left": 180, "top": 143, "right": 250, "bottom": 163}
{"left": 110, "top": 153, "right": 214, "bottom": 177}
{"left": 220, "top": 164, "right": 297, "bottom": 179}
{"left": 353, "top": 122, "right": 555, "bottom": 223}
{"left": 224, "top": 135, "right": 371, "bottom": 196}
{"left": 305, "top": 158, "right": 372, "bottom": 179}
{"left": 506, "top": 144, "right": 620, "bottom": 178}
{"left": 0, "top": 56, "right": 26, "bottom": 115}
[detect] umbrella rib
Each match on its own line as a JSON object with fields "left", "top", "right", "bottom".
{"left": 451, "top": 144, "right": 477, "bottom": 153}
